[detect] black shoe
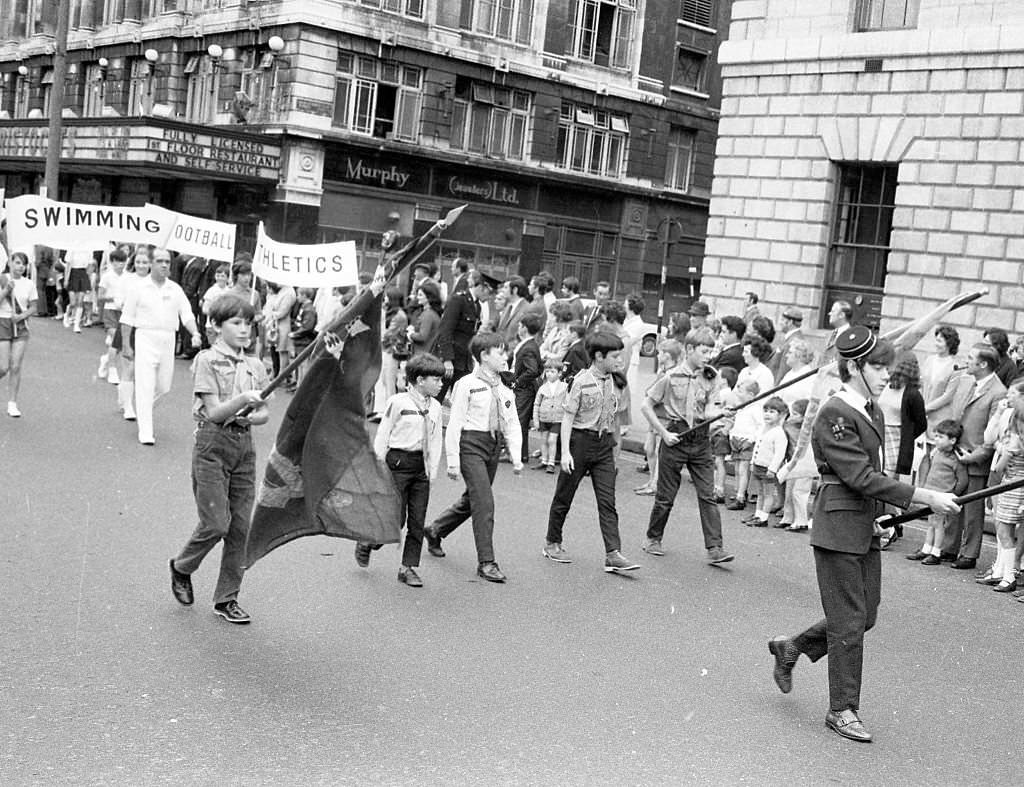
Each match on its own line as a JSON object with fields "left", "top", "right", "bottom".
{"left": 169, "top": 558, "right": 193, "bottom": 606}
{"left": 213, "top": 600, "right": 251, "bottom": 624}
{"left": 825, "top": 709, "right": 872, "bottom": 743}
{"left": 477, "top": 561, "right": 506, "bottom": 582}
{"left": 921, "top": 554, "right": 942, "bottom": 565}
{"left": 768, "top": 636, "right": 798, "bottom": 694}
{"left": 424, "top": 524, "right": 445, "bottom": 557}
{"left": 951, "top": 557, "right": 977, "bottom": 570}
{"left": 725, "top": 498, "right": 747, "bottom": 511}
{"left": 939, "top": 552, "right": 958, "bottom": 562}
{"left": 355, "top": 542, "right": 372, "bottom": 568}
{"left": 398, "top": 566, "right": 423, "bottom": 587}
{"left": 905, "top": 550, "right": 928, "bottom": 561}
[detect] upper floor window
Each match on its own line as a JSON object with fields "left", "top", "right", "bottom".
{"left": 184, "top": 55, "right": 220, "bottom": 123}
{"left": 83, "top": 64, "right": 107, "bottom": 116}
{"left": 673, "top": 47, "right": 708, "bottom": 94}
{"left": 126, "top": 58, "right": 151, "bottom": 115}
{"left": 40, "top": 68, "right": 54, "bottom": 117}
{"left": 680, "top": 0, "right": 714, "bottom": 27}
{"left": 471, "top": 0, "right": 534, "bottom": 42}
{"left": 357, "top": 0, "right": 424, "bottom": 17}
{"left": 236, "top": 49, "right": 280, "bottom": 123}
{"left": 568, "top": 0, "right": 636, "bottom": 69}
{"left": 665, "top": 127, "right": 694, "bottom": 192}
{"left": 333, "top": 52, "right": 422, "bottom": 141}
{"left": 449, "top": 79, "right": 531, "bottom": 160}
{"left": 13, "top": 74, "right": 31, "bottom": 118}
{"left": 855, "top": 0, "right": 919, "bottom": 31}
{"left": 555, "top": 101, "right": 628, "bottom": 178}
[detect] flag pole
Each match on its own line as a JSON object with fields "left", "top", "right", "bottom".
{"left": 253, "top": 204, "right": 467, "bottom": 402}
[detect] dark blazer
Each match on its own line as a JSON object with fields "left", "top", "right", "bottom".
{"left": 433, "top": 290, "right": 480, "bottom": 371}
{"left": 451, "top": 273, "right": 470, "bottom": 297}
{"left": 712, "top": 343, "right": 744, "bottom": 375}
{"left": 894, "top": 385, "right": 927, "bottom": 475}
{"left": 811, "top": 395, "right": 915, "bottom": 555}
{"left": 511, "top": 337, "right": 542, "bottom": 396}
{"left": 497, "top": 298, "right": 529, "bottom": 346}
{"left": 523, "top": 297, "right": 548, "bottom": 332}
{"left": 560, "top": 340, "right": 590, "bottom": 384}
{"left": 950, "top": 373, "right": 1006, "bottom": 477}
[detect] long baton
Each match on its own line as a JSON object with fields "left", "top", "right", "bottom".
{"left": 875, "top": 476, "right": 1024, "bottom": 528}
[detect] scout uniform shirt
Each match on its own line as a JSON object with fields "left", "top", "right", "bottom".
{"left": 373, "top": 389, "right": 444, "bottom": 480}
{"left": 445, "top": 366, "right": 522, "bottom": 473}
{"left": 564, "top": 367, "right": 618, "bottom": 434}
{"left": 192, "top": 340, "right": 269, "bottom": 425}
{"left": 644, "top": 361, "right": 723, "bottom": 429}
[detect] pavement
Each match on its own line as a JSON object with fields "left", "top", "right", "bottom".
{"left": 2, "top": 318, "right": 1021, "bottom": 786}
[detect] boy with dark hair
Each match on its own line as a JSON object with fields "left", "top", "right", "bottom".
{"left": 907, "top": 419, "right": 968, "bottom": 564}
{"left": 543, "top": 331, "right": 640, "bottom": 573}
{"left": 560, "top": 322, "right": 590, "bottom": 384}
{"left": 510, "top": 312, "right": 543, "bottom": 464}
{"left": 169, "top": 294, "right": 270, "bottom": 624}
{"left": 424, "top": 332, "right": 522, "bottom": 582}
{"left": 356, "top": 353, "right": 445, "bottom": 587}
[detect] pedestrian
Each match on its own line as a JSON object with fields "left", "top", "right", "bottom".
{"left": 424, "top": 332, "right": 522, "bottom": 583}
{"left": 739, "top": 334, "right": 777, "bottom": 393}
{"left": 712, "top": 315, "right": 745, "bottom": 375}
{"left": 407, "top": 279, "right": 442, "bottom": 355}
{"left": 638, "top": 328, "right": 735, "bottom": 564}
{"left": 558, "top": 322, "right": 589, "bottom": 384}
{"left": 356, "top": 353, "right": 445, "bottom": 587}
{"left": 509, "top": 313, "right": 543, "bottom": 465}
{"left": 0, "top": 251, "right": 37, "bottom": 417}
{"left": 261, "top": 282, "right": 296, "bottom": 383}
{"left": 540, "top": 301, "right": 574, "bottom": 364}
{"left": 636, "top": 339, "right": 685, "bottom": 496}
{"left": 707, "top": 365, "right": 738, "bottom": 503}
{"left": 116, "top": 250, "right": 152, "bottom": 421}
{"left": 288, "top": 288, "right": 318, "bottom": 389}
{"left": 743, "top": 397, "right": 789, "bottom": 528}
{"left": 542, "top": 330, "right": 641, "bottom": 573}
{"left": 168, "top": 294, "right": 270, "bottom": 624}
{"left": 120, "top": 248, "right": 202, "bottom": 445}
{"left": 229, "top": 261, "right": 261, "bottom": 355}
{"left": 725, "top": 378, "right": 763, "bottom": 510}
{"left": 433, "top": 270, "right": 494, "bottom": 401}
{"left": 921, "top": 325, "right": 961, "bottom": 442}
{"left": 532, "top": 358, "right": 568, "bottom": 473}
{"left": 777, "top": 398, "right": 816, "bottom": 532}
{"left": 200, "top": 263, "right": 231, "bottom": 316}
{"left": 96, "top": 248, "right": 127, "bottom": 386}
{"left": 767, "top": 325, "right": 960, "bottom": 743}
{"left": 62, "top": 248, "right": 94, "bottom": 333}
{"left": 978, "top": 382, "right": 1024, "bottom": 592}
{"left": 906, "top": 419, "right": 968, "bottom": 564}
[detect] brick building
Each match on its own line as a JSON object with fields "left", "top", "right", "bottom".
{"left": 0, "top": 0, "right": 733, "bottom": 314}
{"left": 701, "top": 0, "right": 1024, "bottom": 342}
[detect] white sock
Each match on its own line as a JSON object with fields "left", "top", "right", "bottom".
{"left": 1000, "top": 548, "right": 1015, "bottom": 580}
{"left": 930, "top": 545, "right": 942, "bottom": 556}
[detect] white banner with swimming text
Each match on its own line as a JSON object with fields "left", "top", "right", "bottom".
{"left": 252, "top": 222, "right": 358, "bottom": 288}
{"left": 4, "top": 194, "right": 168, "bottom": 252}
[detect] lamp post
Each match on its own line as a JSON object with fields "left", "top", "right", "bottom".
{"left": 43, "top": 0, "right": 71, "bottom": 199}
{"left": 654, "top": 216, "right": 682, "bottom": 370}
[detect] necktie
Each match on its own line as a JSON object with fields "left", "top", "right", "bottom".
{"left": 864, "top": 400, "right": 875, "bottom": 419}
{"left": 419, "top": 406, "right": 432, "bottom": 473}
{"left": 488, "top": 385, "right": 501, "bottom": 434}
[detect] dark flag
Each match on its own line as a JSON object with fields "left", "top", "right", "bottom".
{"left": 244, "top": 204, "right": 467, "bottom": 568}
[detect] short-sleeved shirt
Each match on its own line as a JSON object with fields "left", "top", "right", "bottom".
{"left": 121, "top": 277, "right": 193, "bottom": 333}
{"left": 0, "top": 277, "right": 37, "bottom": 318}
{"left": 645, "top": 362, "right": 723, "bottom": 426}
{"left": 192, "top": 341, "right": 269, "bottom": 423}
{"left": 564, "top": 367, "right": 617, "bottom": 434}
{"left": 98, "top": 269, "right": 126, "bottom": 310}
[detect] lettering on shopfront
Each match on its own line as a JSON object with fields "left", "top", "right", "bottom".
{"left": 147, "top": 129, "right": 279, "bottom": 179}
{"left": 343, "top": 157, "right": 411, "bottom": 189}
{"left": 446, "top": 175, "right": 521, "bottom": 206}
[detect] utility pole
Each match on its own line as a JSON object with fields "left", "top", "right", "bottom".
{"left": 43, "top": 0, "right": 71, "bottom": 198}
{"left": 654, "top": 216, "right": 682, "bottom": 371}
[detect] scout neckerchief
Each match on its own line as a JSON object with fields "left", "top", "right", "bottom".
{"left": 475, "top": 365, "right": 503, "bottom": 435}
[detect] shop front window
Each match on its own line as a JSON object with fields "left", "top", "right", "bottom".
{"left": 555, "top": 102, "right": 628, "bottom": 178}
{"left": 333, "top": 52, "right": 422, "bottom": 142}
{"left": 449, "top": 79, "right": 530, "bottom": 160}
{"left": 541, "top": 225, "right": 616, "bottom": 294}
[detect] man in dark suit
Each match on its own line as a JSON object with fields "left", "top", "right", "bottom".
{"left": 822, "top": 300, "right": 853, "bottom": 363}
{"left": 176, "top": 255, "right": 209, "bottom": 357}
{"left": 433, "top": 270, "right": 495, "bottom": 400}
{"left": 450, "top": 257, "right": 471, "bottom": 298}
{"left": 497, "top": 275, "right": 530, "bottom": 347}
{"left": 940, "top": 343, "right": 1004, "bottom": 567}
{"left": 711, "top": 315, "right": 746, "bottom": 375}
{"left": 509, "top": 313, "right": 544, "bottom": 464}
{"left": 583, "top": 280, "right": 611, "bottom": 331}
{"left": 770, "top": 306, "right": 803, "bottom": 380}
{"left": 767, "top": 326, "right": 960, "bottom": 743}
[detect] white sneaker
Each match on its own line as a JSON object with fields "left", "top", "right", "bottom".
{"left": 98, "top": 357, "right": 109, "bottom": 378}
{"left": 107, "top": 367, "right": 120, "bottom": 385}
{"left": 7, "top": 401, "right": 21, "bottom": 417}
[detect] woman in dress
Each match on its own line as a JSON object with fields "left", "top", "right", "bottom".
{"left": 776, "top": 338, "right": 816, "bottom": 408}
{"left": 0, "top": 251, "right": 38, "bottom": 417}
{"left": 540, "top": 301, "right": 574, "bottom": 364}
{"left": 738, "top": 334, "right": 776, "bottom": 395}
{"left": 922, "top": 325, "right": 961, "bottom": 441}
{"left": 262, "top": 282, "right": 296, "bottom": 383}
{"left": 408, "top": 279, "right": 442, "bottom": 355}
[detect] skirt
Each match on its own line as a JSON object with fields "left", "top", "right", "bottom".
{"left": 67, "top": 268, "right": 92, "bottom": 293}
{"left": 883, "top": 424, "right": 901, "bottom": 473}
{"left": 0, "top": 317, "right": 28, "bottom": 342}
{"left": 994, "top": 482, "right": 1024, "bottom": 525}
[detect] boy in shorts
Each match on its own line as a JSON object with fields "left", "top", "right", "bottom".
{"left": 725, "top": 378, "right": 762, "bottom": 510}
{"left": 532, "top": 358, "right": 568, "bottom": 473}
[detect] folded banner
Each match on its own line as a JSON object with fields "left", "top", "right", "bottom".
{"left": 146, "top": 204, "right": 237, "bottom": 261}
{"left": 252, "top": 222, "right": 358, "bottom": 289}
{"left": 4, "top": 194, "right": 168, "bottom": 251}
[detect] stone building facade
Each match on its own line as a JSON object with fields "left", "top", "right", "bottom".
{"left": 701, "top": 0, "right": 1024, "bottom": 342}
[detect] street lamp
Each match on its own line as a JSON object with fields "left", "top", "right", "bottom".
{"left": 655, "top": 217, "right": 683, "bottom": 370}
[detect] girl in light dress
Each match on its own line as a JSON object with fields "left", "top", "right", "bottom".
{"left": 0, "top": 251, "right": 38, "bottom": 417}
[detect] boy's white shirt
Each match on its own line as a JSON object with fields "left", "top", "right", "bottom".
{"left": 752, "top": 423, "right": 788, "bottom": 473}
{"left": 445, "top": 368, "right": 522, "bottom": 473}
{"left": 730, "top": 398, "right": 764, "bottom": 441}
{"left": 373, "top": 389, "right": 443, "bottom": 480}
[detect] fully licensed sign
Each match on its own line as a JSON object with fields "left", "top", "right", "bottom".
{"left": 0, "top": 123, "right": 281, "bottom": 182}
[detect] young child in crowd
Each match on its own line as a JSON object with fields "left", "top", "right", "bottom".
{"left": 424, "top": 332, "right": 522, "bottom": 583}
{"left": 201, "top": 263, "right": 231, "bottom": 316}
{"left": 288, "top": 288, "right": 318, "bottom": 390}
{"left": 707, "top": 365, "right": 739, "bottom": 503}
{"left": 726, "top": 379, "right": 763, "bottom": 510}
{"left": 744, "top": 396, "right": 789, "bottom": 526}
{"left": 907, "top": 419, "right": 969, "bottom": 565}
{"left": 356, "top": 353, "right": 445, "bottom": 587}
{"left": 533, "top": 358, "right": 568, "bottom": 474}
{"left": 778, "top": 398, "right": 816, "bottom": 532}
{"left": 635, "top": 340, "right": 684, "bottom": 496}
{"left": 96, "top": 248, "right": 127, "bottom": 385}
{"left": 543, "top": 331, "right": 640, "bottom": 574}
{"left": 168, "top": 294, "right": 270, "bottom": 624}
{"left": 981, "top": 384, "right": 1024, "bottom": 591}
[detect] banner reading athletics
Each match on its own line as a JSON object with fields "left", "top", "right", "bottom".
{"left": 252, "top": 222, "right": 358, "bottom": 289}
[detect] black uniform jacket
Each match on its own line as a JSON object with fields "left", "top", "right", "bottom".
{"left": 811, "top": 392, "right": 915, "bottom": 555}
{"left": 433, "top": 290, "right": 480, "bottom": 370}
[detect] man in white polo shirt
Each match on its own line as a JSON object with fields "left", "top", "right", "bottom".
{"left": 120, "top": 248, "right": 201, "bottom": 445}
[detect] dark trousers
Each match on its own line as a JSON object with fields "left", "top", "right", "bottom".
{"left": 514, "top": 388, "right": 534, "bottom": 464}
{"left": 546, "top": 430, "right": 620, "bottom": 552}
{"left": 385, "top": 448, "right": 430, "bottom": 568}
{"left": 646, "top": 429, "right": 723, "bottom": 549}
{"left": 174, "top": 422, "right": 255, "bottom": 604}
{"left": 792, "top": 546, "right": 881, "bottom": 712}
{"left": 432, "top": 431, "right": 500, "bottom": 563}
{"left": 941, "top": 473, "right": 986, "bottom": 559}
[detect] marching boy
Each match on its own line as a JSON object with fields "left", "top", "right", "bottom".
{"left": 355, "top": 353, "right": 445, "bottom": 587}
{"left": 424, "top": 333, "right": 522, "bottom": 583}
{"left": 169, "top": 294, "right": 270, "bottom": 624}
{"left": 543, "top": 331, "right": 640, "bottom": 574}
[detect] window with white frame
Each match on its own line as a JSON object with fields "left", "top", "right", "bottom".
{"left": 83, "top": 64, "right": 107, "bottom": 116}
{"left": 0, "top": 75, "right": 14, "bottom": 118}
{"left": 13, "top": 73, "right": 31, "bottom": 118}
{"left": 449, "top": 79, "right": 530, "bottom": 159}
{"left": 357, "top": 0, "right": 424, "bottom": 18}
{"left": 40, "top": 68, "right": 54, "bottom": 117}
{"left": 568, "top": 0, "right": 636, "bottom": 69}
{"left": 673, "top": 47, "right": 707, "bottom": 94}
{"left": 555, "top": 101, "right": 628, "bottom": 178}
{"left": 680, "top": 0, "right": 714, "bottom": 27}
{"left": 856, "top": 0, "right": 919, "bottom": 31}
{"left": 333, "top": 52, "right": 422, "bottom": 141}
{"left": 664, "top": 127, "right": 694, "bottom": 192}
{"left": 472, "top": 0, "right": 534, "bottom": 42}
{"left": 185, "top": 55, "right": 220, "bottom": 123}
{"left": 238, "top": 50, "right": 279, "bottom": 122}
{"left": 126, "top": 58, "right": 150, "bottom": 115}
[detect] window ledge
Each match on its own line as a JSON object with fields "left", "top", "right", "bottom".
{"left": 677, "top": 19, "right": 717, "bottom": 35}
{"left": 669, "top": 86, "right": 710, "bottom": 100}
